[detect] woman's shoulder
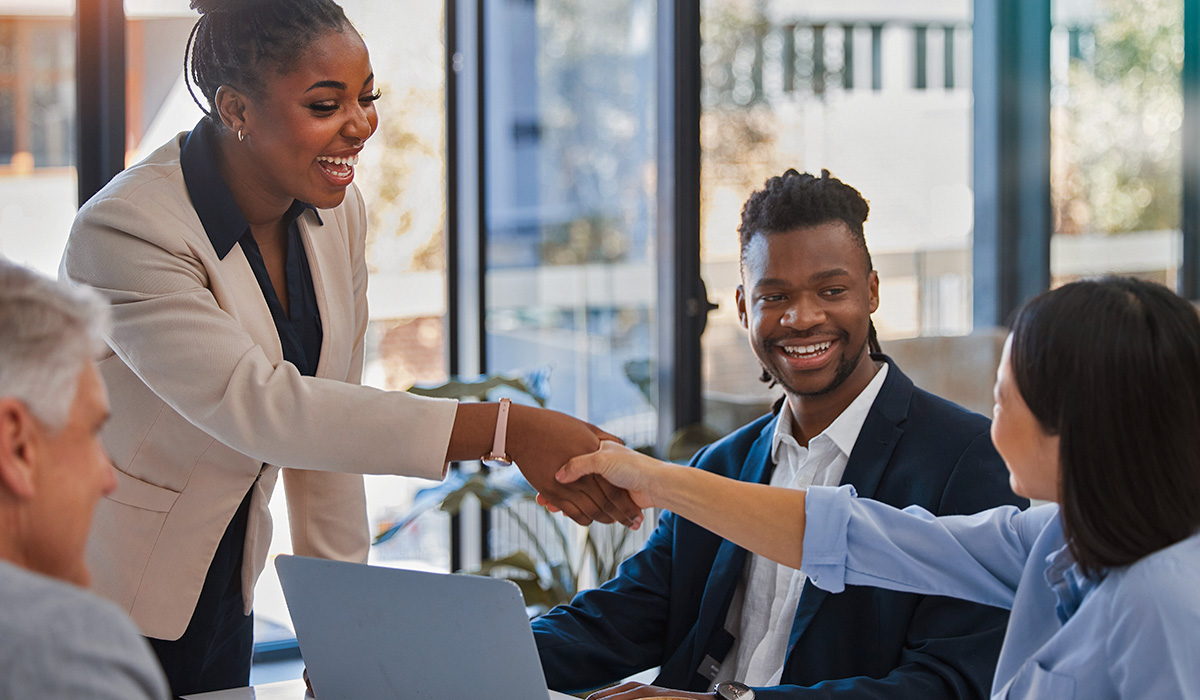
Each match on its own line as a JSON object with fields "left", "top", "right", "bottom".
{"left": 73, "top": 134, "right": 197, "bottom": 226}
{"left": 1105, "top": 530, "right": 1200, "bottom": 608}
{"left": 65, "top": 134, "right": 207, "bottom": 281}
{"left": 93, "top": 134, "right": 187, "bottom": 202}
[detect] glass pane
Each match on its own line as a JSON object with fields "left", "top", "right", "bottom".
{"left": 700, "top": 1, "right": 974, "bottom": 407}
{"left": 1050, "top": 0, "right": 1182, "bottom": 286}
{"left": 0, "top": 87, "right": 15, "bottom": 162}
{"left": 0, "top": 9, "right": 76, "bottom": 277}
{"left": 124, "top": 0, "right": 451, "bottom": 652}
{"left": 482, "top": 0, "right": 659, "bottom": 584}
{"left": 337, "top": 0, "right": 451, "bottom": 572}
{"left": 484, "top": 0, "right": 659, "bottom": 445}
{"left": 29, "top": 80, "right": 74, "bottom": 168}
{"left": 0, "top": 21, "right": 15, "bottom": 71}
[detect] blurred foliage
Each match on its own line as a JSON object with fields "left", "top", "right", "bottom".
{"left": 361, "top": 80, "right": 447, "bottom": 275}
{"left": 374, "top": 469, "right": 638, "bottom": 614}
{"left": 408, "top": 374, "right": 547, "bottom": 407}
{"left": 700, "top": 2, "right": 782, "bottom": 198}
{"left": 1053, "top": 0, "right": 1182, "bottom": 236}
{"left": 378, "top": 370, "right": 643, "bottom": 612}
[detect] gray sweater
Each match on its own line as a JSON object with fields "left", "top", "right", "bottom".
{"left": 0, "top": 560, "right": 168, "bottom": 700}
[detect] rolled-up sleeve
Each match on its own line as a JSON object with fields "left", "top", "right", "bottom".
{"left": 801, "top": 485, "right": 1054, "bottom": 609}
{"left": 799, "top": 484, "right": 858, "bottom": 593}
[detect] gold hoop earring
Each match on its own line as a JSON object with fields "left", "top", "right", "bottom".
{"left": 237, "top": 129, "right": 244, "bottom": 142}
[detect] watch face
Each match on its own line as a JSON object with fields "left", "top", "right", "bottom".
{"left": 715, "top": 680, "right": 755, "bottom": 700}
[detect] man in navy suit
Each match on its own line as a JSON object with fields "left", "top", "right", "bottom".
{"left": 532, "top": 170, "right": 1026, "bottom": 700}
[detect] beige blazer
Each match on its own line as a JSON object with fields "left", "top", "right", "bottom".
{"left": 61, "top": 134, "right": 457, "bottom": 641}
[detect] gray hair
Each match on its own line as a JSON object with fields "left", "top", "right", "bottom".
{"left": 0, "top": 258, "right": 111, "bottom": 428}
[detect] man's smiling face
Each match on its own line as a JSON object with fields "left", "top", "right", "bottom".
{"left": 736, "top": 220, "right": 879, "bottom": 402}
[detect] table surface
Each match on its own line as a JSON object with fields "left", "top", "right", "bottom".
{"left": 184, "top": 680, "right": 578, "bottom": 699}
{"left": 183, "top": 679, "right": 310, "bottom": 699}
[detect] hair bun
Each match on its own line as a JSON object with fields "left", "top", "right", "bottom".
{"left": 189, "top": 0, "right": 270, "bottom": 15}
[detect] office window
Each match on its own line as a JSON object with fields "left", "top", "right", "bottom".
{"left": 478, "top": 0, "right": 660, "bottom": 580}
{"left": 1050, "top": 0, "right": 1182, "bottom": 286}
{"left": 0, "top": 18, "right": 74, "bottom": 170}
{"left": 0, "top": 12, "right": 75, "bottom": 277}
{"left": 482, "top": 0, "right": 660, "bottom": 447}
{"left": 699, "top": 0, "right": 974, "bottom": 404}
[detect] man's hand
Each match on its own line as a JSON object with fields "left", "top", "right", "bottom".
{"left": 508, "top": 405, "right": 643, "bottom": 528}
{"left": 585, "top": 681, "right": 714, "bottom": 700}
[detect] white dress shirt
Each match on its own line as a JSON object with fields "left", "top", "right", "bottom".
{"left": 714, "top": 362, "right": 889, "bottom": 687}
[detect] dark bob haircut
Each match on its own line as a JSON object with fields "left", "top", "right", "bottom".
{"left": 1009, "top": 276, "right": 1200, "bottom": 575}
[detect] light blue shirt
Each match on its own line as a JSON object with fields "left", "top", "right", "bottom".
{"left": 802, "top": 485, "right": 1200, "bottom": 699}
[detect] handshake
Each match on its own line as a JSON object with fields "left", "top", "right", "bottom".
{"left": 489, "top": 401, "right": 667, "bottom": 529}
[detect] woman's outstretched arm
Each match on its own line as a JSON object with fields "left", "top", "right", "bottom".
{"left": 557, "top": 441, "right": 808, "bottom": 568}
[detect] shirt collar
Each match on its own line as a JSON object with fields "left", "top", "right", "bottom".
{"left": 180, "top": 118, "right": 321, "bottom": 260}
{"left": 1043, "top": 541, "right": 1102, "bottom": 624}
{"left": 771, "top": 362, "right": 890, "bottom": 464}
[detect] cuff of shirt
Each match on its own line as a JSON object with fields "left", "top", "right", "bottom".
{"left": 801, "top": 484, "right": 858, "bottom": 594}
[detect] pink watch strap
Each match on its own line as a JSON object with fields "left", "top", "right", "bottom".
{"left": 483, "top": 398, "right": 512, "bottom": 465}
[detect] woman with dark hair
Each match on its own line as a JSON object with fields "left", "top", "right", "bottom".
{"left": 60, "top": 0, "right": 636, "bottom": 695}
{"left": 561, "top": 277, "right": 1200, "bottom": 699}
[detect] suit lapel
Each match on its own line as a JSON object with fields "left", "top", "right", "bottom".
{"left": 837, "top": 358, "right": 913, "bottom": 502}
{"left": 218, "top": 243, "right": 284, "bottom": 366}
{"left": 786, "top": 357, "right": 914, "bottom": 654}
{"left": 688, "top": 420, "right": 776, "bottom": 684}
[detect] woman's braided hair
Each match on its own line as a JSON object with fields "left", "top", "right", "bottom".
{"left": 185, "top": 0, "right": 351, "bottom": 121}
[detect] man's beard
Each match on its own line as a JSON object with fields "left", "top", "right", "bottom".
{"left": 759, "top": 334, "right": 868, "bottom": 398}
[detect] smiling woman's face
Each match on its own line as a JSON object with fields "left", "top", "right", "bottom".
{"left": 991, "top": 335, "right": 1061, "bottom": 501}
{"left": 238, "top": 27, "right": 379, "bottom": 210}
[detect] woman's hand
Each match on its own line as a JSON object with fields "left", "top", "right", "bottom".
{"left": 559, "top": 440, "right": 810, "bottom": 569}
{"left": 507, "top": 405, "right": 644, "bottom": 528}
{"left": 556, "top": 441, "right": 675, "bottom": 510}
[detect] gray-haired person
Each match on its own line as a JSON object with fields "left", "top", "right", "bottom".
{"left": 0, "top": 258, "right": 168, "bottom": 700}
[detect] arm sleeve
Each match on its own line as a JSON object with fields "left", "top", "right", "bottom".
{"left": 61, "top": 182, "right": 456, "bottom": 480}
{"left": 532, "top": 508, "right": 679, "bottom": 693}
{"left": 6, "top": 597, "right": 170, "bottom": 700}
{"left": 802, "top": 485, "right": 1052, "bottom": 609}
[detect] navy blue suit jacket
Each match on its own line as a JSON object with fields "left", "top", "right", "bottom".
{"left": 533, "top": 359, "right": 1026, "bottom": 699}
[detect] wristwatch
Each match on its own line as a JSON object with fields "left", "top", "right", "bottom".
{"left": 481, "top": 398, "right": 514, "bottom": 467}
{"left": 714, "top": 680, "right": 755, "bottom": 700}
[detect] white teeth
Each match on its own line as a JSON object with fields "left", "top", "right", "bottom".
{"left": 782, "top": 341, "right": 832, "bottom": 357}
{"left": 317, "top": 154, "right": 359, "bottom": 167}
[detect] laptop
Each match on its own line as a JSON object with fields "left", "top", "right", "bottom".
{"left": 275, "top": 554, "right": 578, "bottom": 700}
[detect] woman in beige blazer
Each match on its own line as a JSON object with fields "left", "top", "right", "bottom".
{"left": 60, "top": 0, "right": 637, "bottom": 695}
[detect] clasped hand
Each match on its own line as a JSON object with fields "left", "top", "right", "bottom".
{"left": 507, "top": 405, "right": 644, "bottom": 528}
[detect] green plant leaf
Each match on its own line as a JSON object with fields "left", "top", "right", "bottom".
{"left": 408, "top": 375, "right": 547, "bottom": 407}
{"left": 475, "top": 551, "right": 541, "bottom": 577}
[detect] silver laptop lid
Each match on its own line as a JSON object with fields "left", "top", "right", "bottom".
{"left": 275, "top": 554, "right": 561, "bottom": 700}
